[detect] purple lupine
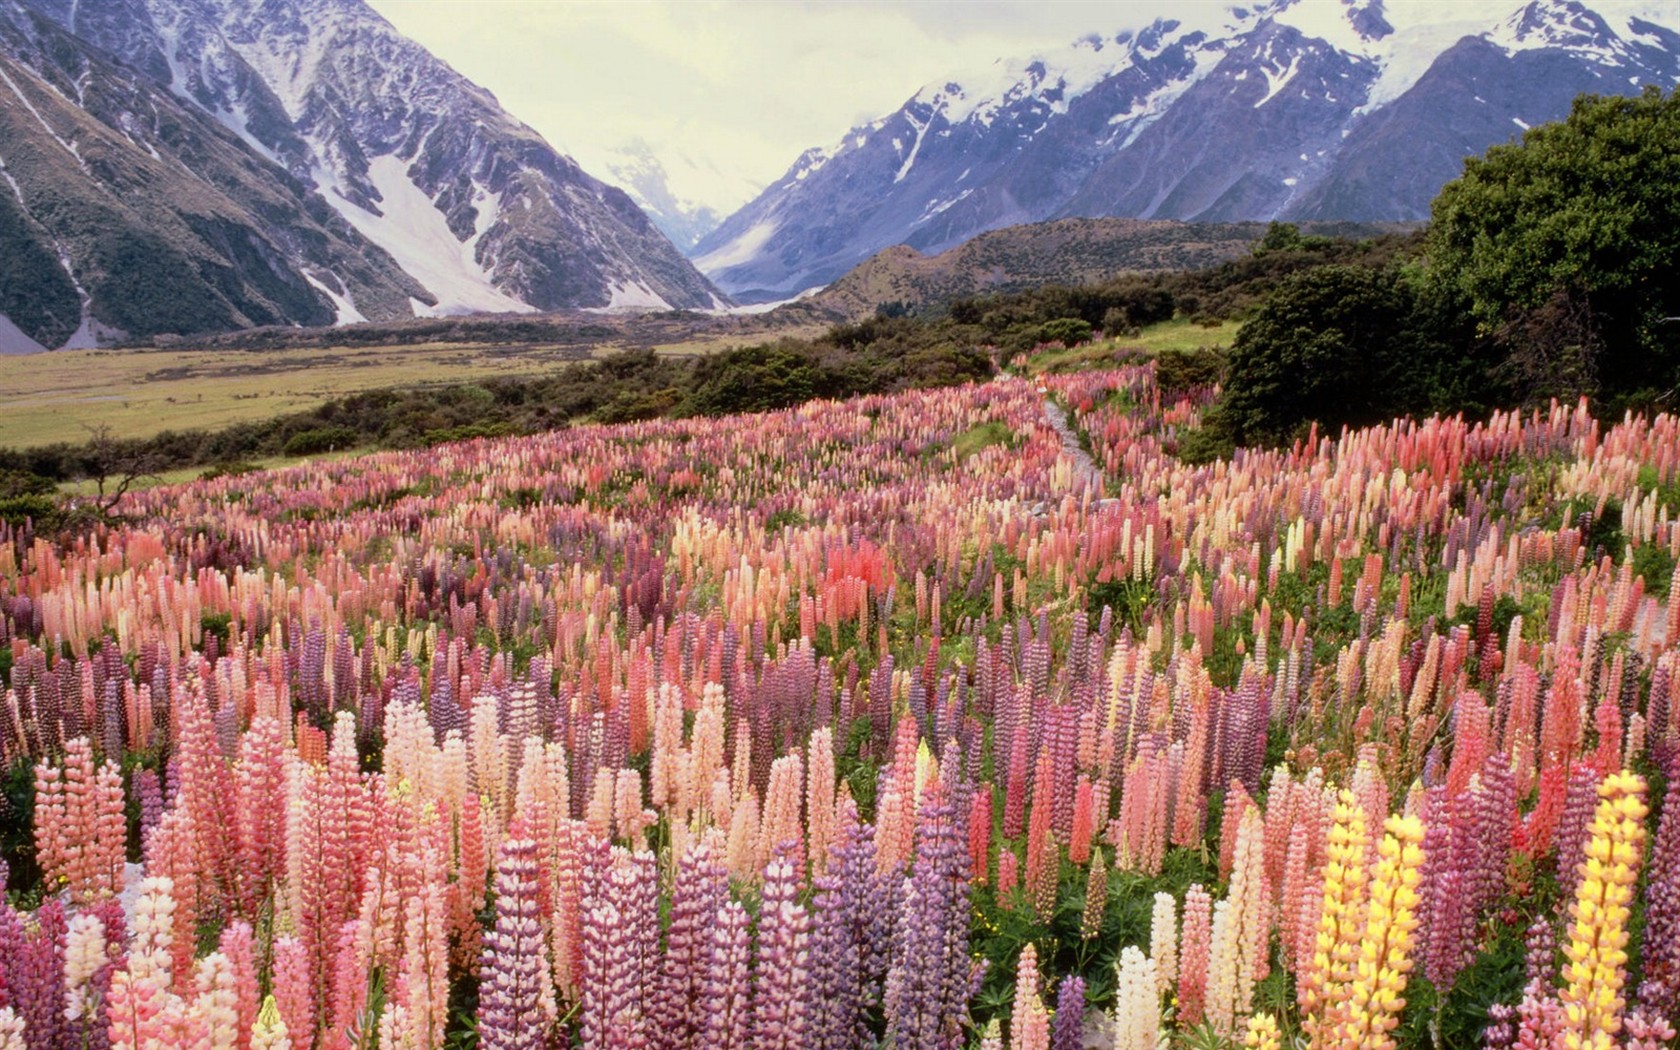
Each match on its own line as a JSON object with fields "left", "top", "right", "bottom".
{"left": 808, "top": 874, "right": 859, "bottom": 1050}
{"left": 651, "top": 843, "right": 728, "bottom": 1050}
{"left": 1050, "top": 975, "right": 1086, "bottom": 1050}
{"left": 698, "top": 900, "right": 753, "bottom": 1049}
{"left": 884, "top": 784, "right": 983, "bottom": 1050}
{"left": 1637, "top": 771, "right": 1680, "bottom": 1015}
{"left": 815, "top": 800, "right": 897, "bottom": 1049}
{"left": 751, "top": 846, "right": 812, "bottom": 1049}
{"left": 477, "top": 836, "right": 551, "bottom": 1050}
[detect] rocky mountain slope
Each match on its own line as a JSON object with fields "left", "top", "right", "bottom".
{"left": 694, "top": 0, "right": 1680, "bottom": 300}
{"left": 0, "top": 0, "right": 722, "bottom": 350}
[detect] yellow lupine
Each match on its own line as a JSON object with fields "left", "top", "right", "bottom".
{"left": 1243, "top": 1012, "right": 1282, "bottom": 1050}
{"left": 251, "top": 994, "right": 291, "bottom": 1050}
{"left": 1558, "top": 770, "right": 1648, "bottom": 1050}
{"left": 1333, "top": 814, "right": 1425, "bottom": 1050}
{"left": 1301, "top": 791, "right": 1371, "bottom": 1049}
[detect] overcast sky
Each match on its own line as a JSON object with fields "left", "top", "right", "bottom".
{"left": 365, "top": 1, "right": 1185, "bottom": 211}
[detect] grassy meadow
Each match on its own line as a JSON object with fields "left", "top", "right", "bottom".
{"left": 0, "top": 333, "right": 791, "bottom": 449}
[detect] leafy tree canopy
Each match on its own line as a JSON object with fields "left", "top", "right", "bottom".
{"left": 1426, "top": 85, "right": 1680, "bottom": 406}
{"left": 1219, "top": 265, "right": 1426, "bottom": 445}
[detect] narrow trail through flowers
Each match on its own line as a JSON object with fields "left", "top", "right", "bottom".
{"left": 1041, "top": 392, "right": 1104, "bottom": 494}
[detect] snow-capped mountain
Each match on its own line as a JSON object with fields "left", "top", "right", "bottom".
{"left": 0, "top": 0, "right": 722, "bottom": 349}
{"left": 694, "top": 0, "right": 1680, "bottom": 300}
{"left": 596, "top": 138, "right": 762, "bottom": 252}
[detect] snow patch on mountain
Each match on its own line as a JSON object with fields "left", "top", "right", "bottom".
{"left": 693, "top": 218, "right": 779, "bottom": 273}
{"left": 593, "top": 279, "right": 671, "bottom": 311}
{"left": 303, "top": 271, "right": 369, "bottom": 326}
{"left": 326, "top": 154, "right": 532, "bottom": 316}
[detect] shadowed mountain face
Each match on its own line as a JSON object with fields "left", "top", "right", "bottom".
{"left": 694, "top": 0, "right": 1680, "bottom": 302}
{"left": 0, "top": 0, "right": 723, "bottom": 349}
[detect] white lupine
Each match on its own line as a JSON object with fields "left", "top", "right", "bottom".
{"left": 63, "top": 911, "right": 107, "bottom": 1021}
{"left": 1111, "top": 946, "right": 1161, "bottom": 1050}
{"left": 1149, "top": 891, "right": 1179, "bottom": 995}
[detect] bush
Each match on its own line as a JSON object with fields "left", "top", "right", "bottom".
{"left": 0, "top": 493, "right": 59, "bottom": 527}
{"left": 0, "top": 470, "right": 55, "bottom": 498}
{"left": 283, "top": 426, "right": 359, "bottom": 456}
{"left": 684, "top": 343, "right": 827, "bottom": 416}
{"left": 1154, "top": 347, "right": 1228, "bottom": 396}
{"left": 1039, "top": 317, "right": 1093, "bottom": 347}
{"left": 1428, "top": 86, "right": 1680, "bottom": 406}
{"left": 1218, "top": 266, "right": 1438, "bottom": 446}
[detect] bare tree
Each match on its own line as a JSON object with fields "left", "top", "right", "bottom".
{"left": 77, "top": 424, "right": 161, "bottom": 519}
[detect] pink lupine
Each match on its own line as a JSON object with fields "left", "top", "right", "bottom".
{"left": 1009, "top": 944, "right": 1049, "bottom": 1050}
{"left": 1177, "top": 885, "right": 1213, "bottom": 1028}
{"left": 233, "top": 716, "right": 288, "bottom": 917}
{"left": 217, "top": 922, "right": 259, "bottom": 1050}
{"left": 268, "top": 938, "right": 312, "bottom": 1047}
{"left": 0, "top": 1007, "right": 23, "bottom": 1050}
{"left": 33, "top": 737, "right": 125, "bottom": 903}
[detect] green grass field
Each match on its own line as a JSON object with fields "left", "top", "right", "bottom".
{"left": 0, "top": 328, "right": 803, "bottom": 450}
{"left": 1024, "top": 316, "right": 1239, "bottom": 374}
{"left": 0, "top": 342, "right": 597, "bottom": 447}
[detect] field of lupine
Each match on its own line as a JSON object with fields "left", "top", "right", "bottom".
{"left": 1, "top": 361, "right": 1678, "bottom": 1050}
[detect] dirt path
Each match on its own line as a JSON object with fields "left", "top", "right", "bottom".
{"left": 1042, "top": 395, "right": 1105, "bottom": 495}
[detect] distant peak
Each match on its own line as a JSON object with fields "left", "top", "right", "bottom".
{"left": 1345, "top": 0, "right": 1394, "bottom": 41}
{"left": 1487, "top": 0, "right": 1622, "bottom": 57}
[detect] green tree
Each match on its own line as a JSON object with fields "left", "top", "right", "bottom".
{"left": 1427, "top": 86, "right": 1680, "bottom": 409}
{"left": 1218, "top": 265, "right": 1427, "bottom": 445}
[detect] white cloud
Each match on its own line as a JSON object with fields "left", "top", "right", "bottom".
{"left": 364, "top": 0, "right": 1177, "bottom": 214}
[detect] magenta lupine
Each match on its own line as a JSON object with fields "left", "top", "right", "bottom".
{"left": 698, "top": 900, "right": 753, "bottom": 1049}
{"left": 580, "top": 848, "right": 658, "bottom": 1049}
{"left": 1553, "top": 762, "right": 1602, "bottom": 894}
{"left": 752, "top": 847, "right": 812, "bottom": 1049}
{"left": 884, "top": 784, "right": 982, "bottom": 1050}
{"left": 1521, "top": 916, "right": 1556, "bottom": 989}
{"left": 14, "top": 900, "right": 67, "bottom": 1050}
{"left": 651, "top": 843, "right": 728, "bottom": 1050}
{"left": 477, "top": 836, "right": 555, "bottom": 1050}
{"left": 1482, "top": 1002, "right": 1517, "bottom": 1050}
{"left": 1636, "top": 770, "right": 1680, "bottom": 1015}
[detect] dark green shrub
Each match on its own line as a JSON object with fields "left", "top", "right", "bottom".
{"left": 283, "top": 426, "right": 358, "bottom": 456}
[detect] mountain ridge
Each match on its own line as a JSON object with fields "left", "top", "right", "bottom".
{"left": 0, "top": 0, "right": 724, "bottom": 349}
{"left": 694, "top": 0, "right": 1680, "bottom": 300}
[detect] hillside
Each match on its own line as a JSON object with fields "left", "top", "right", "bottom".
{"left": 797, "top": 216, "right": 1403, "bottom": 320}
